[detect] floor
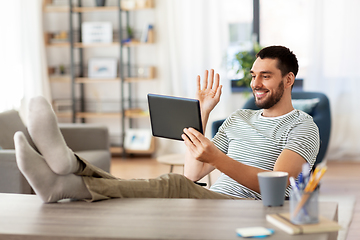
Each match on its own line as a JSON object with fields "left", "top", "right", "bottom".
{"left": 110, "top": 157, "right": 360, "bottom": 240}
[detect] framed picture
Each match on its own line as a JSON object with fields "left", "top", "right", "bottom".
{"left": 88, "top": 58, "right": 117, "bottom": 78}
{"left": 82, "top": 22, "right": 113, "bottom": 44}
{"left": 124, "top": 129, "right": 152, "bottom": 151}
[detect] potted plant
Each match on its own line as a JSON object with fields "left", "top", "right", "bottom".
{"left": 231, "top": 43, "right": 261, "bottom": 92}
{"left": 59, "top": 64, "right": 65, "bottom": 75}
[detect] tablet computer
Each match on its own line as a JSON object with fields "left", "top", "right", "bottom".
{"left": 147, "top": 93, "right": 203, "bottom": 141}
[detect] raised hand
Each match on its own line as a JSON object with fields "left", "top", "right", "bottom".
{"left": 196, "top": 69, "right": 222, "bottom": 117}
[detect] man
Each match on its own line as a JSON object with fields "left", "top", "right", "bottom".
{"left": 183, "top": 46, "right": 319, "bottom": 199}
{"left": 14, "top": 45, "right": 319, "bottom": 203}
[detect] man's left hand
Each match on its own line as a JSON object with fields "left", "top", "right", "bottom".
{"left": 182, "top": 127, "right": 222, "bottom": 165}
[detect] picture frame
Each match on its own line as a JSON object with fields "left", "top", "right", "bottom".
{"left": 124, "top": 129, "right": 152, "bottom": 151}
{"left": 88, "top": 58, "right": 117, "bottom": 78}
{"left": 82, "top": 22, "right": 113, "bottom": 44}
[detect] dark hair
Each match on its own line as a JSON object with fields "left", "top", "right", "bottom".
{"left": 256, "top": 46, "right": 299, "bottom": 77}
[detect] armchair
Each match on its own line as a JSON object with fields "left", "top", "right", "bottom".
{"left": 0, "top": 110, "right": 111, "bottom": 194}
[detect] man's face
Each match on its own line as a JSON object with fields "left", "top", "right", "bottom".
{"left": 250, "top": 58, "right": 285, "bottom": 109}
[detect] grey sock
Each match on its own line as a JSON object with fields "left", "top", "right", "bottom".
{"left": 14, "top": 131, "right": 92, "bottom": 203}
{"left": 27, "top": 96, "right": 79, "bottom": 175}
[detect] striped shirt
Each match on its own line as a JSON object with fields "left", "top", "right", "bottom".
{"left": 209, "top": 109, "right": 320, "bottom": 199}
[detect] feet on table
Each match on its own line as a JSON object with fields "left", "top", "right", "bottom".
{"left": 27, "top": 96, "right": 79, "bottom": 175}
{"left": 14, "top": 131, "right": 91, "bottom": 203}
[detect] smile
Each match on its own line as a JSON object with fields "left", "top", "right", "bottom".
{"left": 254, "top": 90, "right": 269, "bottom": 99}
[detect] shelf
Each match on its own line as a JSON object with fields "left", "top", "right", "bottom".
{"left": 49, "top": 75, "right": 71, "bottom": 82}
{"left": 43, "top": 0, "right": 154, "bottom": 13}
{"left": 51, "top": 76, "right": 121, "bottom": 83}
{"left": 122, "top": 0, "right": 155, "bottom": 11}
{"left": 44, "top": 5, "right": 153, "bottom": 13}
{"left": 75, "top": 77, "right": 154, "bottom": 83}
{"left": 125, "top": 108, "right": 149, "bottom": 118}
{"left": 46, "top": 41, "right": 154, "bottom": 48}
{"left": 76, "top": 112, "right": 121, "bottom": 118}
{"left": 125, "top": 77, "right": 154, "bottom": 82}
{"left": 55, "top": 112, "right": 72, "bottom": 118}
{"left": 50, "top": 77, "right": 155, "bottom": 83}
{"left": 74, "top": 42, "right": 120, "bottom": 48}
{"left": 75, "top": 77, "right": 120, "bottom": 83}
{"left": 49, "top": 65, "right": 155, "bottom": 83}
{"left": 73, "top": 109, "right": 149, "bottom": 119}
{"left": 43, "top": 6, "right": 70, "bottom": 12}
{"left": 123, "top": 40, "right": 154, "bottom": 47}
{"left": 72, "top": 6, "right": 119, "bottom": 12}
{"left": 46, "top": 42, "right": 70, "bottom": 48}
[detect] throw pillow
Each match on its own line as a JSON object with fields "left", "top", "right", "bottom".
{"left": 292, "top": 98, "right": 320, "bottom": 114}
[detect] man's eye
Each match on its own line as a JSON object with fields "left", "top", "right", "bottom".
{"left": 263, "top": 75, "right": 270, "bottom": 79}
{"left": 251, "top": 75, "right": 256, "bottom": 79}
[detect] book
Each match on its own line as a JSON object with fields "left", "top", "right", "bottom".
{"left": 266, "top": 213, "right": 341, "bottom": 235}
{"left": 140, "top": 24, "right": 154, "bottom": 43}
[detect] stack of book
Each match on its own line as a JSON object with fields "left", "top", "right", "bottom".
{"left": 266, "top": 213, "right": 341, "bottom": 235}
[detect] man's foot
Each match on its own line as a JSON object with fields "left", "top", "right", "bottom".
{"left": 27, "top": 96, "right": 79, "bottom": 175}
{"left": 14, "top": 131, "right": 92, "bottom": 203}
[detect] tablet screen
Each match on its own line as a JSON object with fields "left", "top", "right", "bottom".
{"left": 147, "top": 94, "right": 203, "bottom": 141}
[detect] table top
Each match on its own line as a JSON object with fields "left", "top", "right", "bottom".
{"left": 0, "top": 193, "right": 338, "bottom": 240}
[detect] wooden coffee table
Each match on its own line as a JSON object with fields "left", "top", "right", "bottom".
{"left": 0, "top": 193, "right": 338, "bottom": 240}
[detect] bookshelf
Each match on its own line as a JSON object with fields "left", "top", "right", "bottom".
{"left": 43, "top": 0, "right": 156, "bottom": 156}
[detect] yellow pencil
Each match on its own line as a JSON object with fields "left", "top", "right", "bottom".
{"left": 309, "top": 167, "right": 327, "bottom": 191}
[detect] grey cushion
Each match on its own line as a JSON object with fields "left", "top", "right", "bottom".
{"left": 292, "top": 98, "right": 320, "bottom": 114}
{"left": 0, "top": 150, "right": 32, "bottom": 194}
{"left": 0, "top": 110, "right": 35, "bottom": 150}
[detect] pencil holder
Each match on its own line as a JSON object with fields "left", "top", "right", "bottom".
{"left": 290, "top": 188, "right": 319, "bottom": 225}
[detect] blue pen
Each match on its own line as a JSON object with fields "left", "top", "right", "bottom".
{"left": 302, "top": 163, "right": 310, "bottom": 185}
{"left": 290, "top": 177, "right": 301, "bottom": 201}
{"left": 291, "top": 176, "right": 309, "bottom": 217}
{"left": 298, "top": 172, "right": 304, "bottom": 191}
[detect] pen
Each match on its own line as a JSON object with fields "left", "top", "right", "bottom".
{"left": 302, "top": 163, "right": 310, "bottom": 185}
{"left": 298, "top": 173, "right": 304, "bottom": 191}
{"left": 290, "top": 176, "right": 308, "bottom": 216}
{"left": 290, "top": 176, "right": 301, "bottom": 200}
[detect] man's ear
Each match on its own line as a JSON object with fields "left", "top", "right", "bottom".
{"left": 284, "top": 72, "right": 295, "bottom": 89}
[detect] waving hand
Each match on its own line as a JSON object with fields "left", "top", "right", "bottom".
{"left": 196, "top": 69, "right": 222, "bottom": 117}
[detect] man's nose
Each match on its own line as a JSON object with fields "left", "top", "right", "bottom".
{"left": 251, "top": 76, "right": 262, "bottom": 89}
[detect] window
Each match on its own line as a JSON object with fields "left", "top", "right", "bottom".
{"left": 259, "top": 0, "right": 311, "bottom": 79}
{"left": 0, "top": 1, "right": 23, "bottom": 111}
{"left": 222, "top": 0, "right": 254, "bottom": 81}
{"left": 224, "top": 0, "right": 310, "bottom": 91}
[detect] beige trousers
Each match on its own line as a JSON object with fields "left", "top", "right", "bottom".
{"left": 74, "top": 155, "right": 241, "bottom": 202}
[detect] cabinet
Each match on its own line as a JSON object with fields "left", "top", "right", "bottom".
{"left": 43, "top": 0, "right": 156, "bottom": 156}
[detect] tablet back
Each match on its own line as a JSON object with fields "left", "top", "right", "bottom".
{"left": 147, "top": 94, "right": 203, "bottom": 141}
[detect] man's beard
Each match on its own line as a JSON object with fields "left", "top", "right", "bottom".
{"left": 253, "top": 81, "right": 284, "bottom": 109}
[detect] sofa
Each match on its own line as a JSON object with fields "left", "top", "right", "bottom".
{"left": 0, "top": 110, "right": 111, "bottom": 194}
